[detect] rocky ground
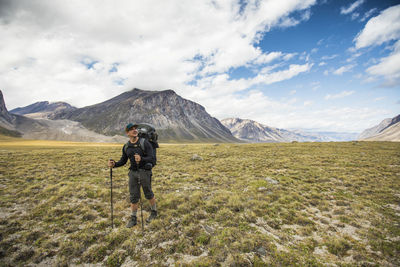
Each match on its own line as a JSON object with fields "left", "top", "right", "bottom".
{"left": 0, "top": 137, "right": 399, "bottom": 266}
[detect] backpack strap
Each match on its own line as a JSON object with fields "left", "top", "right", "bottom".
{"left": 123, "top": 142, "right": 129, "bottom": 155}
{"left": 124, "top": 139, "right": 146, "bottom": 155}
{"left": 139, "top": 138, "right": 146, "bottom": 154}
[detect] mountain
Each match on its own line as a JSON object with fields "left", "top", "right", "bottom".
{"left": 52, "top": 88, "right": 238, "bottom": 142}
{"left": 362, "top": 122, "right": 400, "bottom": 141}
{"left": 10, "top": 101, "right": 77, "bottom": 119}
{"left": 221, "top": 118, "right": 359, "bottom": 142}
{"left": 360, "top": 114, "right": 400, "bottom": 142}
{"left": 0, "top": 90, "right": 125, "bottom": 142}
{"left": 221, "top": 118, "right": 286, "bottom": 142}
{"left": 288, "top": 130, "right": 359, "bottom": 142}
{"left": 358, "top": 118, "right": 392, "bottom": 140}
{"left": 0, "top": 90, "right": 48, "bottom": 137}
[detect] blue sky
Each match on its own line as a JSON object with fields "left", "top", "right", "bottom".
{"left": 1, "top": 0, "right": 399, "bottom": 133}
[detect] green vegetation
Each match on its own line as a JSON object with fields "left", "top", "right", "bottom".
{"left": 0, "top": 137, "right": 399, "bottom": 266}
{"left": 0, "top": 126, "right": 22, "bottom": 138}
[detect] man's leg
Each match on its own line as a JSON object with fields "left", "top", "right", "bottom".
{"left": 149, "top": 197, "right": 156, "bottom": 210}
{"left": 127, "top": 171, "right": 140, "bottom": 228}
{"left": 131, "top": 203, "right": 138, "bottom": 213}
{"left": 146, "top": 197, "right": 157, "bottom": 223}
{"left": 140, "top": 170, "right": 157, "bottom": 223}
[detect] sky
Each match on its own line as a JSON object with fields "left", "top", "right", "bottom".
{"left": 1, "top": 0, "right": 399, "bottom": 133}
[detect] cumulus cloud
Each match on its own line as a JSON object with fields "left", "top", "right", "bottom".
{"left": 340, "top": 0, "right": 364, "bottom": 15}
{"left": 1, "top": 0, "right": 384, "bottom": 133}
{"left": 325, "top": 91, "right": 355, "bottom": 100}
{"left": 366, "top": 41, "right": 400, "bottom": 86}
{"left": 321, "top": 54, "right": 338, "bottom": 60}
{"left": 354, "top": 5, "right": 400, "bottom": 86}
{"left": 333, "top": 64, "right": 355, "bottom": 75}
{"left": 354, "top": 5, "right": 400, "bottom": 49}
{"left": 0, "top": 0, "right": 317, "bottom": 110}
{"left": 285, "top": 107, "right": 390, "bottom": 132}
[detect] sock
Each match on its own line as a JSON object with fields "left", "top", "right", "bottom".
{"left": 132, "top": 210, "right": 137, "bottom": 217}
{"left": 151, "top": 203, "right": 157, "bottom": 211}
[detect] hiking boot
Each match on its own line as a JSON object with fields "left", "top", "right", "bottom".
{"left": 146, "top": 210, "right": 157, "bottom": 223}
{"left": 126, "top": 215, "right": 137, "bottom": 228}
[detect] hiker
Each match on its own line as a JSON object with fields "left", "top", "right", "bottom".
{"left": 108, "top": 123, "right": 157, "bottom": 228}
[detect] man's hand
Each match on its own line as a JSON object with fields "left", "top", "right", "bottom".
{"left": 108, "top": 159, "right": 115, "bottom": 168}
{"left": 134, "top": 154, "right": 141, "bottom": 163}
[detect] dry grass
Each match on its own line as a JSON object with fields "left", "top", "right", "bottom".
{"left": 0, "top": 137, "right": 399, "bottom": 266}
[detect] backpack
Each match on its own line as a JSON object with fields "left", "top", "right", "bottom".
{"left": 123, "top": 123, "right": 159, "bottom": 166}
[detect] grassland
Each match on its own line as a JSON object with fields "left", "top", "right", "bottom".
{"left": 0, "top": 136, "right": 399, "bottom": 266}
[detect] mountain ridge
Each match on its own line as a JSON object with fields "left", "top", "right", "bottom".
{"left": 359, "top": 114, "right": 400, "bottom": 141}
{"left": 10, "top": 101, "right": 76, "bottom": 119}
{"left": 0, "top": 90, "right": 125, "bottom": 142}
{"left": 52, "top": 88, "right": 238, "bottom": 142}
{"left": 222, "top": 118, "right": 359, "bottom": 142}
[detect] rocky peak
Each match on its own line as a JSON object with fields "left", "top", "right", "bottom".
{"left": 387, "top": 114, "right": 400, "bottom": 128}
{"left": 358, "top": 115, "right": 398, "bottom": 140}
{"left": 10, "top": 100, "right": 76, "bottom": 119}
{"left": 0, "top": 90, "right": 13, "bottom": 123}
{"left": 51, "top": 88, "right": 237, "bottom": 142}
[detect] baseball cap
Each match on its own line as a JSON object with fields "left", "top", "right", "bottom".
{"left": 125, "top": 123, "right": 139, "bottom": 131}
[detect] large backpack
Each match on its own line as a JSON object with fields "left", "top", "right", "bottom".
{"left": 123, "top": 123, "right": 159, "bottom": 166}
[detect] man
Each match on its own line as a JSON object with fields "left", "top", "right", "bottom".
{"left": 108, "top": 123, "right": 157, "bottom": 228}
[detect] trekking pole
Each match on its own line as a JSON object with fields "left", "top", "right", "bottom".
{"left": 135, "top": 154, "right": 144, "bottom": 231}
{"left": 109, "top": 160, "right": 114, "bottom": 229}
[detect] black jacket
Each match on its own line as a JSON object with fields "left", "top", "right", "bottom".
{"left": 114, "top": 138, "right": 154, "bottom": 170}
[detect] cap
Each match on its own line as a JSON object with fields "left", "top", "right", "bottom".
{"left": 125, "top": 123, "right": 139, "bottom": 132}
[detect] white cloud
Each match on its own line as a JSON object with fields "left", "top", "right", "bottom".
{"left": 290, "top": 90, "right": 297, "bottom": 95}
{"left": 252, "top": 52, "right": 283, "bottom": 65}
{"left": 1, "top": 0, "right": 387, "bottom": 133}
{"left": 303, "top": 100, "right": 313, "bottom": 106}
{"left": 325, "top": 91, "right": 355, "bottom": 100}
{"left": 351, "top": 13, "right": 360, "bottom": 20}
{"left": 360, "top": 8, "right": 377, "bottom": 22}
{"left": 285, "top": 107, "right": 390, "bottom": 132}
{"left": 252, "top": 63, "right": 312, "bottom": 85}
{"left": 321, "top": 54, "right": 338, "bottom": 60}
{"left": 191, "top": 89, "right": 386, "bottom": 132}
{"left": 0, "top": 0, "right": 317, "bottom": 110}
{"left": 340, "top": 0, "right": 364, "bottom": 15}
{"left": 333, "top": 64, "right": 355, "bottom": 75}
{"left": 354, "top": 5, "right": 400, "bottom": 49}
{"left": 278, "top": 9, "right": 311, "bottom": 28}
{"left": 366, "top": 40, "right": 400, "bottom": 85}
{"left": 319, "top": 61, "right": 326, "bottom": 66}
{"left": 185, "top": 63, "right": 312, "bottom": 100}
{"left": 310, "top": 81, "right": 320, "bottom": 91}
{"left": 283, "top": 53, "right": 297, "bottom": 61}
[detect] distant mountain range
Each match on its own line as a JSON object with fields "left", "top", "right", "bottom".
{"left": 10, "top": 101, "right": 76, "bottom": 119}
{"left": 0, "top": 91, "right": 125, "bottom": 143}
{"left": 2, "top": 89, "right": 238, "bottom": 143}
{"left": 221, "top": 118, "right": 359, "bottom": 142}
{"left": 358, "top": 114, "right": 400, "bottom": 141}
{"left": 2, "top": 88, "right": 398, "bottom": 143}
